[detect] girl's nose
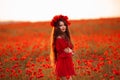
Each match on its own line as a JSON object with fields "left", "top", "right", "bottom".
{"left": 63, "top": 25, "right": 66, "bottom": 28}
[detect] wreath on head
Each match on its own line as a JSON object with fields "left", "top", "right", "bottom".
{"left": 50, "top": 14, "right": 71, "bottom": 27}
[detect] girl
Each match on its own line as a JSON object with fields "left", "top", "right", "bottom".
{"left": 50, "top": 15, "right": 76, "bottom": 80}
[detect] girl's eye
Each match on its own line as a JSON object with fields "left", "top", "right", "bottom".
{"left": 59, "top": 24, "right": 64, "bottom": 26}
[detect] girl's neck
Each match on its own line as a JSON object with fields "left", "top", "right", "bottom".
{"left": 60, "top": 32, "right": 66, "bottom": 38}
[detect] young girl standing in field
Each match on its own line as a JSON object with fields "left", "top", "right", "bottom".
{"left": 50, "top": 15, "right": 76, "bottom": 80}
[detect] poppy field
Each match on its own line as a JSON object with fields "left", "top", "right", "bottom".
{"left": 0, "top": 18, "right": 120, "bottom": 80}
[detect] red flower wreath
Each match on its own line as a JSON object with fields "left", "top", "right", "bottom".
{"left": 50, "top": 14, "right": 71, "bottom": 27}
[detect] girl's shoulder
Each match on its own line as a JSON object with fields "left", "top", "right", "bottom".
{"left": 57, "top": 35, "right": 66, "bottom": 39}
{"left": 57, "top": 36, "right": 62, "bottom": 39}
{"left": 56, "top": 36, "right": 64, "bottom": 42}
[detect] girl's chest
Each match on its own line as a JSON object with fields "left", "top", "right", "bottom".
{"left": 63, "top": 39, "right": 72, "bottom": 48}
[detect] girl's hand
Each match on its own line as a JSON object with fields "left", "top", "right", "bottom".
{"left": 68, "top": 48, "right": 73, "bottom": 53}
{"left": 68, "top": 48, "right": 75, "bottom": 55}
{"left": 64, "top": 47, "right": 73, "bottom": 53}
{"left": 64, "top": 47, "right": 69, "bottom": 53}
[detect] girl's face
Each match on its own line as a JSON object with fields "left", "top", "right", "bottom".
{"left": 59, "top": 21, "right": 66, "bottom": 33}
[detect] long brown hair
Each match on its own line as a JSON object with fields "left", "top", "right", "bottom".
{"left": 50, "top": 20, "right": 73, "bottom": 66}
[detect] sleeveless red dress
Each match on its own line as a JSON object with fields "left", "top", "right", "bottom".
{"left": 55, "top": 37, "right": 76, "bottom": 77}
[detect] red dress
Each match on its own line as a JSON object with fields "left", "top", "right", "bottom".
{"left": 55, "top": 37, "right": 76, "bottom": 77}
